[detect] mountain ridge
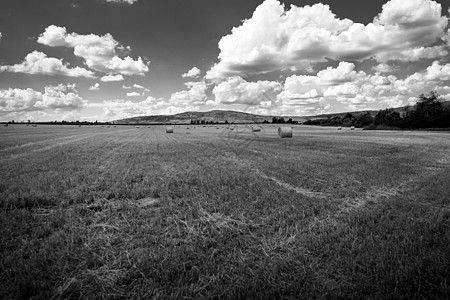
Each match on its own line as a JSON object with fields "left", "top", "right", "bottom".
{"left": 114, "top": 102, "right": 450, "bottom": 124}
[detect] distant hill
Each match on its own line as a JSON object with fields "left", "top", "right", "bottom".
{"left": 306, "top": 101, "right": 450, "bottom": 120}
{"left": 114, "top": 110, "right": 307, "bottom": 125}
{"left": 113, "top": 101, "right": 450, "bottom": 125}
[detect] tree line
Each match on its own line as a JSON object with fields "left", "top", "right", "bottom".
{"left": 303, "top": 91, "right": 450, "bottom": 129}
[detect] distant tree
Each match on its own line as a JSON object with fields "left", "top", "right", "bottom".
{"left": 224, "top": 120, "right": 229, "bottom": 124}
{"left": 263, "top": 120, "right": 269, "bottom": 123}
{"left": 343, "top": 113, "right": 354, "bottom": 120}
{"left": 374, "top": 108, "right": 401, "bottom": 126}
{"left": 342, "top": 113, "right": 355, "bottom": 126}
{"left": 272, "top": 117, "right": 285, "bottom": 124}
{"left": 354, "top": 112, "right": 374, "bottom": 128}
{"left": 287, "top": 118, "right": 293, "bottom": 124}
{"left": 402, "top": 91, "right": 445, "bottom": 128}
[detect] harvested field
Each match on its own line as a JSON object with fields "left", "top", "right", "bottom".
{"left": 1, "top": 124, "right": 449, "bottom": 299}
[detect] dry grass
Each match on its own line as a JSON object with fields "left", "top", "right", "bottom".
{"left": 0, "top": 124, "right": 449, "bottom": 299}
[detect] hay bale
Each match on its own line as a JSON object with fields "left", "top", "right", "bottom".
{"left": 350, "top": 126, "right": 355, "bottom": 130}
{"left": 278, "top": 126, "right": 293, "bottom": 138}
{"left": 166, "top": 126, "right": 174, "bottom": 133}
{"left": 337, "top": 126, "right": 342, "bottom": 130}
{"left": 252, "top": 126, "right": 261, "bottom": 132}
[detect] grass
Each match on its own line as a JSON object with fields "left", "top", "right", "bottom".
{"left": 0, "top": 124, "right": 449, "bottom": 299}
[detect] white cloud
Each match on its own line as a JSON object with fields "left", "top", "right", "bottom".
{"left": 106, "top": 0, "right": 138, "bottom": 4}
{"left": 169, "top": 81, "right": 208, "bottom": 106}
{"left": 132, "top": 84, "right": 150, "bottom": 92}
{"left": 122, "top": 85, "right": 132, "bottom": 89}
{"left": 101, "top": 74, "right": 124, "bottom": 82}
{"left": 89, "top": 83, "right": 100, "bottom": 90}
{"left": 212, "top": 76, "right": 281, "bottom": 106}
{"left": 275, "top": 59, "right": 450, "bottom": 114}
{"left": 126, "top": 92, "right": 141, "bottom": 97}
{"left": 182, "top": 67, "right": 201, "bottom": 78}
{"left": 443, "top": 28, "right": 450, "bottom": 47}
{"left": 35, "top": 84, "right": 86, "bottom": 110}
{"left": 0, "top": 51, "right": 94, "bottom": 77}
{"left": 407, "top": 61, "right": 450, "bottom": 81}
{"left": 38, "top": 25, "right": 149, "bottom": 76}
{"left": 0, "top": 84, "right": 87, "bottom": 113}
{"left": 375, "top": 45, "right": 449, "bottom": 62}
{"left": 317, "top": 62, "right": 365, "bottom": 85}
{"left": 89, "top": 96, "right": 192, "bottom": 120}
{"left": 372, "top": 63, "right": 398, "bottom": 73}
{"left": 206, "top": 0, "right": 448, "bottom": 79}
{"left": 0, "top": 88, "right": 43, "bottom": 112}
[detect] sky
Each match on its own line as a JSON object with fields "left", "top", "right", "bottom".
{"left": 0, "top": 0, "right": 449, "bottom": 122}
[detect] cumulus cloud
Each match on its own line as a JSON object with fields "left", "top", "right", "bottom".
{"left": 37, "top": 25, "right": 149, "bottom": 76}
{"left": 206, "top": 0, "right": 449, "bottom": 79}
{"left": 408, "top": 61, "right": 450, "bottom": 81}
{"left": 101, "top": 74, "right": 124, "bottom": 82}
{"left": 275, "top": 60, "right": 450, "bottom": 114}
{"left": 35, "top": 84, "right": 86, "bottom": 110}
{"left": 89, "top": 83, "right": 100, "bottom": 90}
{"left": 372, "top": 63, "right": 398, "bottom": 73}
{"left": 169, "top": 81, "right": 208, "bottom": 106}
{"left": 212, "top": 76, "right": 281, "bottom": 106}
{"left": 182, "top": 67, "right": 201, "bottom": 78}
{"left": 0, "top": 84, "right": 86, "bottom": 112}
{"left": 375, "top": 45, "right": 449, "bottom": 62}
{"left": 0, "top": 88, "right": 43, "bottom": 112}
{"left": 0, "top": 51, "right": 94, "bottom": 77}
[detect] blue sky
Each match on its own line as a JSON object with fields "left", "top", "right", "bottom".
{"left": 0, "top": 0, "right": 449, "bottom": 122}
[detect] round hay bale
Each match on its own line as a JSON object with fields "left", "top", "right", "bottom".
{"left": 252, "top": 126, "right": 261, "bottom": 132}
{"left": 166, "top": 126, "right": 174, "bottom": 133}
{"left": 350, "top": 126, "right": 355, "bottom": 130}
{"left": 337, "top": 126, "right": 342, "bottom": 130}
{"left": 278, "top": 126, "right": 293, "bottom": 138}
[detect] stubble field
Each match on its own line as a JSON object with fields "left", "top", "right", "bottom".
{"left": 1, "top": 124, "right": 449, "bottom": 299}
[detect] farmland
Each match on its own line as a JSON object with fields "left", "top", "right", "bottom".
{"left": 1, "top": 124, "right": 449, "bottom": 299}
